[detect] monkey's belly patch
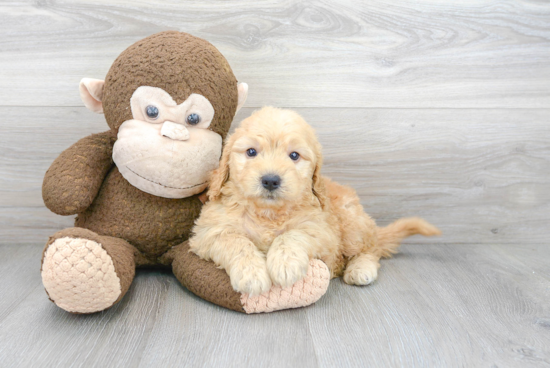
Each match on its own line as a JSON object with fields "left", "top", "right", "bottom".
{"left": 41, "top": 237, "right": 121, "bottom": 313}
{"left": 240, "top": 259, "right": 330, "bottom": 313}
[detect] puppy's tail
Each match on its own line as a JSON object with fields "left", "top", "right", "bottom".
{"left": 375, "top": 217, "right": 441, "bottom": 258}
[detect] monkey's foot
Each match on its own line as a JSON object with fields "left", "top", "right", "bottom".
{"left": 171, "top": 242, "right": 330, "bottom": 314}
{"left": 240, "top": 259, "right": 330, "bottom": 314}
{"left": 42, "top": 236, "right": 122, "bottom": 313}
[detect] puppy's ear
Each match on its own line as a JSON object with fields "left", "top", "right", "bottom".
{"left": 208, "top": 134, "right": 235, "bottom": 201}
{"left": 312, "top": 155, "right": 328, "bottom": 209}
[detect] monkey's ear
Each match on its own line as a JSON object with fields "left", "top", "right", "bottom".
{"left": 79, "top": 78, "right": 105, "bottom": 114}
{"left": 236, "top": 82, "right": 248, "bottom": 114}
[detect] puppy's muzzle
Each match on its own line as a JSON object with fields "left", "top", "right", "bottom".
{"left": 261, "top": 174, "right": 281, "bottom": 192}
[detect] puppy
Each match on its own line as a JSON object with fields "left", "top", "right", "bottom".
{"left": 189, "top": 107, "right": 440, "bottom": 295}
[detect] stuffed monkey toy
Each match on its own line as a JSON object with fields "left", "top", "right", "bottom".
{"left": 41, "top": 31, "right": 330, "bottom": 314}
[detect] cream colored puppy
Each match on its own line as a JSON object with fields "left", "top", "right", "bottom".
{"left": 189, "top": 107, "right": 440, "bottom": 295}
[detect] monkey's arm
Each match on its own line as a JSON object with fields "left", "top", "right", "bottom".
{"left": 43, "top": 131, "right": 115, "bottom": 215}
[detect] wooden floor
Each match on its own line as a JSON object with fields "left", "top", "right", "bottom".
{"left": 1, "top": 0, "right": 549, "bottom": 367}
{"left": 0, "top": 243, "right": 549, "bottom": 367}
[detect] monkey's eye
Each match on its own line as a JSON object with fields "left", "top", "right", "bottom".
{"left": 246, "top": 148, "right": 257, "bottom": 157}
{"left": 186, "top": 113, "right": 200, "bottom": 125}
{"left": 145, "top": 105, "right": 159, "bottom": 119}
{"left": 289, "top": 152, "right": 300, "bottom": 161}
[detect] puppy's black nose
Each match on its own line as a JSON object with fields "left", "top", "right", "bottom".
{"left": 261, "top": 175, "right": 281, "bottom": 191}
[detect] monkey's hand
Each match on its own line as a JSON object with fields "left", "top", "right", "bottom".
{"left": 43, "top": 130, "right": 115, "bottom": 215}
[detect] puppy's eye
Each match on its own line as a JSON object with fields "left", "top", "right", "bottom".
{"left": 186, "top": 113, "right": 200, "bottom": 125}
{"left": 146, "top": 105, "right": 159, "bottom": 119}
{"left": 246, "top": 148, "right": 257, "bottom": 157}
{"left": 289, "top": 152, "right": 300, "bottom": 161}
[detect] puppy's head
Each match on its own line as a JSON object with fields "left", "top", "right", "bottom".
{"left": 209, "top": 107, "right": 326, "bottom": 208}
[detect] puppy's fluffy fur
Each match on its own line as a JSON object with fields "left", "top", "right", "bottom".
{"left": 189, "top": 107, "right": 440, "bottom": 295}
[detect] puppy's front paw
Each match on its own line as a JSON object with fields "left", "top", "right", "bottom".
{"left": 267, "top": 247, "right": 310, "bottom": 288}
{"left": 229, "top": 257, "right": 272, "bottom": 296}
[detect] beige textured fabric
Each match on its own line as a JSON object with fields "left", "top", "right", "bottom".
{"left": 79, "top": 78, "right": 104, "bottom": 114}
{"left": 41, "top": 237, "right": 121, "bottom": 313}
{"left": 240, "top": 259, "right": 330, "bottom": 314}
{"left": 113, "top": 119, "right": 222, "bottom": 199}
{"left": 130, "top": 88, "right": 216, "bottom": 130}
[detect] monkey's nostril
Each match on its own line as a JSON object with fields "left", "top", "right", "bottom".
{"left": 261, "top": 175, "right": 281, "bottom": 191}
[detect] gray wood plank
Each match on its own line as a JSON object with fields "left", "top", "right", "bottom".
{"left": 306, "top": 244, "right": 550, "bottom": 367}
{"left": 1, "top": 0, "right": 549, "bottom": 108}
{"left": 2, "top": 107, "right": 549, "bottom": 245}
{"left": 0, "top": 244, "right": 547, "bottom": 367}
{"left": 0, "top": 208, "right": 74, "bottom": 246}
{"left": 139, "top": 279, "right": 318, "bottom": 368}
{"left": 0, "top": 245, "right": 43, "bottom": 322}
{"left": 496, "top": 243, "right": 550, "bottom": 279}
{"left": 0, "top": 266, "right": 172, "bottom": 367}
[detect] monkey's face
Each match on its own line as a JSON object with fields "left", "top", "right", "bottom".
{"left": 112, "top": 87, "right": 223, "bottom": 198}
{"left": 78, "top": 31, "right": 248, "bottom": 199}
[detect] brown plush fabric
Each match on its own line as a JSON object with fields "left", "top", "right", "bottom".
{"left": 43, "top": 131, "right": 116, "bottom": 216}
{"left": 41, "top": 31, "right": 244, "bottom": 313}
{"left": 96, "top": 235, "right": 136, "bottom": 304}
{"left": 170, "top": 242, "right": 245, "bottom": 313}
{"left": 102, "top": 31, "right": 238, "bottom": 138}
{"left": 42, "top": 227, "right": 136, "bottom": 310}
{"left": 75, "top": 167, "right": 203, "bottom": 259}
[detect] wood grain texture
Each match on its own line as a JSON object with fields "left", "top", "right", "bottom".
{"left": 0, "top": 0, "right": 549, "bottom": 108}
{"left": 306, "top": 244, "right": 550, "bottom": 367}
{"left": 0, "top": 1, "right": 549, "bottom": 367}
{"left": 0, "top": 244, "right": 547, "bottom": 367}
{"left": 2, "top": 106, "right": 548, "bottom": 245}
